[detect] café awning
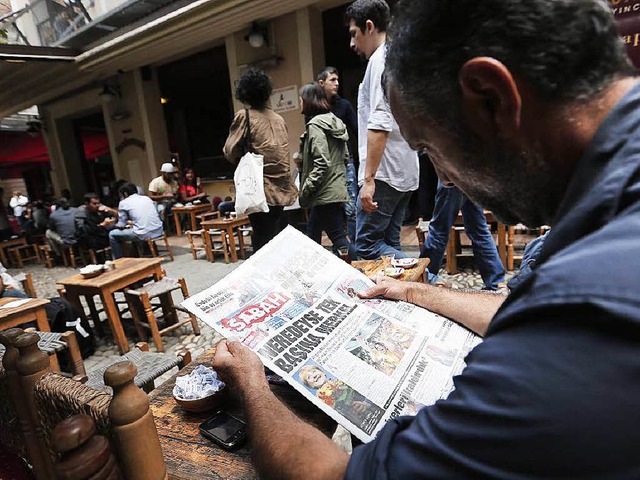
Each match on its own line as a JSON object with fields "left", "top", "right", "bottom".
{"left": 0, "top": 44, "right": 97, "bottom": 119}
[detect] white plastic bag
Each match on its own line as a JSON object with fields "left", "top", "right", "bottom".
{"left": 234, "top": 151, "right": 269, "bottom": 215}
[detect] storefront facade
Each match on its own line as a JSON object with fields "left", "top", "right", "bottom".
{"left": 0, "top": 0, "right": 352, "bottom": 202}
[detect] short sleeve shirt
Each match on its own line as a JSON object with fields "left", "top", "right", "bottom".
{"left": 148, "top": 176, "right": 178, "bottom": 195}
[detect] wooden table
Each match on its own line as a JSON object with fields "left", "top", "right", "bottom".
{"left": 0, "top": 297, "right": 58, "bottom": 369}
{"left": 352, "top": 257, "right": 430, "bottom": 283}
{"left": 149, "top": 349, "right": 336, "bottom": 479}
{"left": 172, "top": 204, "right": 213, "bottom": 236}
{"left": 201, "top": 215, "right": 251, "bottom": 263}
{"left": 0, "top": 237, "right": 27, "bottom": 267}
{"left": 58, "top": 258, "right": 163, "bottom": 355}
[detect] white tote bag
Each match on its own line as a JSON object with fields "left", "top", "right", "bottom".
{"left": 234, "top": 109, "right": 269, "bottom": 216}
{"left": 234, "top": 151, "right": 269, "bottom": 215}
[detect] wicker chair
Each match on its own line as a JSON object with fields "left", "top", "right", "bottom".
{"left": 82, "top": 342, "right": 191, "bottom": 393}
{"left": 2, "top": 330, "right": 168, "bottom": 480}
{"left": 0, "top": 330, "right": 85, "bottom": 376}
{"left": 124, "top": 277, "right": 201, "bottom": 353}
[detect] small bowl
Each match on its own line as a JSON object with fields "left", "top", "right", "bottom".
{"left": 173, "top": 386, "right": 227, "bottom": 413}
{"left": 383, "top": 267, "right": 404, "bottom": 278}
{"left": 392, "top": 258, "right": 419, "bottom": 269}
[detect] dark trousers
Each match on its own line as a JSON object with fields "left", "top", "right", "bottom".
{"left": 308, "top": 202, "right": 357, "bottom": 260}
{"left": 249, "top": 206, "right": 286, "bottom": 252}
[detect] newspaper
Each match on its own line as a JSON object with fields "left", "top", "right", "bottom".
{"left": 182, "top": 226, "right": 481, "bottom": 443}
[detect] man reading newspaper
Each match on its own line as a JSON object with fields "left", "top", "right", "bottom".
{"left": 208, "top": 0, "right": 640, "bottom": 478}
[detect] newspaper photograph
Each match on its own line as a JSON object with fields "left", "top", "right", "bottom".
{"left": 182, "top": 226, "right": 481, "bottom": 443}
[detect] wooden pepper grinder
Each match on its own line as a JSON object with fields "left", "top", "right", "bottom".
{"left": 104, "top": 361, "right": 168, "bottom": 480}
{"left": 52, "top": 414, "right": 122, "bottom": 480}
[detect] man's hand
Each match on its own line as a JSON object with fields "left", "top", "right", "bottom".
{"left": 358, "top": 275, "right": 410, "bottom": 302}
{"left": 360, "top": 179, "right": 378, "bottom": 213}
{"left": 101, "top": 217, "right": 116, "bottom": 227}
{"left": 213, "top": 340, "right": 268, "bottom": 395}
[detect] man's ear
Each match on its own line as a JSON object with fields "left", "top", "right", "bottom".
{"left": 365, "top": 19, "right": 375, "bottom": 35}
{"left": 459, "top": 57, "right": 521, "bottom": 140}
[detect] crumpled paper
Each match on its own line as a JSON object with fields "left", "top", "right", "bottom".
{"left": 173, "top": 365, "right": 225, "bottom": 400}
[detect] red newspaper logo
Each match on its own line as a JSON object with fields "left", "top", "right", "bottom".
{"left": 222, "top": 292, "right": 290, "bottom": 333}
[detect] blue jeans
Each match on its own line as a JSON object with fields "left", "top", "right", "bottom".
{"left": 1, "top": 288, "right": 29, "bottom": 299}
{"left": 344, "top": 161, "right": 358, "bottom": 243}
{"left": 109, "top": 228, "right": 139, "bottom": 259}
{"left": 421, "top": 183, "right": 505, "bottom": 290}
{"left": 308, "top": 203, "right": 357, "bottom": 261}
{"left": 355, "top": 180, "right": 412, "bottom": 260}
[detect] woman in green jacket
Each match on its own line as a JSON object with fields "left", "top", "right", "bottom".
{"left": 299, "top": 82, "right": 356, "bottom": 260}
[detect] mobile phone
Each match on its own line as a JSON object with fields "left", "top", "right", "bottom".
{"left": 199, "top": 410, "right": 247, "bottom": 450}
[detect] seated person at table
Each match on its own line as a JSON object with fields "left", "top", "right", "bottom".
{"left": 109, "top": 183, "right": 164, "bottom": 259}
{"left": 210, "top": 0, "right": 640, "bottom": 478}
{"left": 46, "top": 198, "right": 77, "bottom": 259}
{"left": 148, "top": 163, "right": 178, "bottom": 221}
{"left": 76, "top": 193, "right": 118, "bottom": 251}
{"left": 179, "top": 168, "right": 208, "bottom": 204}
{"left": 0, "top": 261, "right": 27, "bottom": 299}
{"left": 218, "top": 196, "right": 235, "bottom": 217}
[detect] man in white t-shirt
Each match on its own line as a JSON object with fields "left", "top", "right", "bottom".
{"left": 9, "top": 191, "right": 29, "bottom": 225}
{"left": 347, "top": 0, "right": 419, "bottom": 260}
{"left": 148, "top": 162, "right": 178, "bottom": 221}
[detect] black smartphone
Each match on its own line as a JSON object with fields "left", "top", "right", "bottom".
{"left": 199, "top": 410, "right": 247, "bottom": 450}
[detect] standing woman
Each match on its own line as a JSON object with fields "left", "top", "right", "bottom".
{"left": 299, "top": 82, "right": 356, "bottom": 260}
{"left": 224, "top": 68, "right": 298, "bottom": 252}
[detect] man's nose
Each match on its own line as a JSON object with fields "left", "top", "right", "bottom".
{"left": 350, "top": 38, "right": 356, "bottom": 51}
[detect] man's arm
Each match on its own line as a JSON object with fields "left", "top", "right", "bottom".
{"left": 213, "top": 340, "right": 349, "bottom": 480}
{"left": 360, "top": 130, "right": 389, "bottom": 213}
{"left": 359, "top": 276, "right": 505, "bottom": 336}
{"left": 148, "top": 191, "right": 171, "bottom": 202}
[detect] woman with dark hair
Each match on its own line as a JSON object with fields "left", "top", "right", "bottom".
{"left": 224, "top": 68, "right": 298, "bottom": 252}
{"left": 299, "top": 82, "right": 356, "bottom": 260}
{"left": 179, "top": 168, "right": 207, "bottom": 204}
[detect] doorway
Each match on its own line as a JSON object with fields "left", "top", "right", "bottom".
{"left": 158, "top": 45, "right": 234, "bottom": 181}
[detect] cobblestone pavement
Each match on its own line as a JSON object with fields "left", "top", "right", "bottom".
{"left": 7, "top": 240, "right": 517, "bottom": 388}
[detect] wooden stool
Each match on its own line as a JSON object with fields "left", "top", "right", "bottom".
{"left": 124, "top": 277, "right": 200, "bottom": 352}
{"left": 186, "top": 230, "right": 211, "bottom": 261}
{"left": 145, "top": 235, "right": 174, "bottom": 262}
{"left": 235, "top": 225, "right": 253, "bottom": 259}
{"left": 38, "top": 245, "right": 53, "bottom": 268}
{"left": 88, "top": 246, "right": 112, "bottom": 264}
{"left": 61, "top": 245, "right": 82, "bottom": 268}
{"left": 204, "top": 229, "right": 230, "bottom": 263}
{"left": 8, "top": 244, "right": 40, "bottom": 268}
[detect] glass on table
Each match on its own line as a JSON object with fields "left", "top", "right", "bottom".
{"left": 380, "top": 253, "right": 395, "bottom": 268}
{"left": 337, "top": 246, "right": 351, "bottom": 264}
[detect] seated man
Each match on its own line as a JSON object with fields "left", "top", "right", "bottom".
{"left": 75, "top": 193, "right": 117, "bottom": 251}
{"left": 46, "top": 198, "right": 77, "bottom": 259}
{"left": 148, "top": 163, "right": 178, "bottom": 221}
{"left": 217, "top": 196, "right": 235, "bottom": 217}
{"left": 109, "top": 183, "right": 164, "bottom": 259}
{"left": 0, "top": 261, "right": 28, "bottom": 299}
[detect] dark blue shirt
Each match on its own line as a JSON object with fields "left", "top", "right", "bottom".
{"left": 331, "top": 96, "right": 357, "bottom": 161}
{"left": 346, "top": 82, "right": 640, "bottom": 479}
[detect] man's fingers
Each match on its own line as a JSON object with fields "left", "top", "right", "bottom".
{"left": 358, "top": 285, "right": 385, "bottom": 299}
{"left": 226, "top": 340, "right": 245, "bottom": 355}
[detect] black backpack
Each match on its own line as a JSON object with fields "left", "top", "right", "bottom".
{"left": 46, "top": 297, "right": 96, "bottom": 371}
